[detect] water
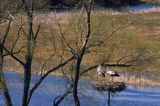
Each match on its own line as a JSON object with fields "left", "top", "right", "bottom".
{"left": 104, "top": 3, "right": 160, "bottom": 12}
{"left": 130, "top": 3, "right": 160, "bottom": 11}
{"left": 0, "top": 71, "right": 160, "bottom": 106}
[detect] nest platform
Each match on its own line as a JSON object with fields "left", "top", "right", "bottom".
{"left": 91, "top": 82, "right": 126, "bottom": 93}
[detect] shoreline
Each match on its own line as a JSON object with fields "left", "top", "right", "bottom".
{"left": 3, "top": 69, "right": 160, "bottom": 87}
{"left": 33, "top": 7, "right": 160, "bottom": 24}
{"left": 92, "top": 7, "right": 160, "bottom": 15}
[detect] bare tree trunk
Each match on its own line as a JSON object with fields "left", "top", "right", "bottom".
{"left": 22, "top": 62, "right": 32, "bottom": 106}
{"left": 22, "top": 1, "right": 35, "bottom": 105}
{"left": 73, "top": 57, "right": 81, "bottom": 106}
{"left": 72, "top": 1, "right": 92, "bottom": 106}
{"left": 2, "top": 87, "right": 12, "bottom": 106}
{"left": 0, "top": 20, "right": 13, "bottom": 106}
{"left": 0, "top": 44, "right": 12, "bottom": 106}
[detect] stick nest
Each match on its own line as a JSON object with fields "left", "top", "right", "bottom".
{"left": 91, "top": 82, "right": 126, "bottom": 93}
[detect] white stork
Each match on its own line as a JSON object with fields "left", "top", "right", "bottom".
{"left": 106, "top": 67, "right": 119, "bottom": 81}
{"left": 97, "top": 65, "right": 105, "bottom": 77}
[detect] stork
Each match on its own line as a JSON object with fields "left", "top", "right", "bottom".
{"left": 106, "top": 67, "right": 119, "bottom": 81}
{"left": 97, "top": 65, "right": 105, "bottom": 77}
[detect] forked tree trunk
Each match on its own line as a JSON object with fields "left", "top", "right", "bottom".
{"left": 22, "top": 1, "right": 35, "bottom": 105}
{"left": 72, "top": 1, "right": 92, "bottom": 106}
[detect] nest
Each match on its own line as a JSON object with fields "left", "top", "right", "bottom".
{"left": 91, "top": 82, "right": 126, "bottom": 93}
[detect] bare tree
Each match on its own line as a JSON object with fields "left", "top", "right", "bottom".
{"left": 20, "top": 0, "right": 39, "bottom": 105}
{"left": 1, "top": 1, "right": 75, "bottom": 105}
{"left": 0, "top": 20, "right": 12, "bottom": 106}
{"left": 1, "top": 0, "right": 42, "bottom": 105}
{"left": 0, "top": 1, "right": 22, "bottom": 105}
{"left": 51, "top": 2, "right": 156, "bottom": 106}
{"left": 71, "top": 1, "right": 92, "bottom": 105}
{"left": 0, "top": 0, "right": 156, "bottom": 106}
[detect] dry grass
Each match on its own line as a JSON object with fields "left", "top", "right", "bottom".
{"left": 1, "top": 9, "right": 160, "bottom": 87}
{"left": 89, "top": 74, "right": 160, "bottom": 87}
{"left": 114, "top": 75, "right": 160, "bottom": 87}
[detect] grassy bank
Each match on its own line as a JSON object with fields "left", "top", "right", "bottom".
{"left": 1, "top": 9, "right": 160, "bottom": 86}
{"left": 89, "top": 72, "right": 160, "bottom": 87}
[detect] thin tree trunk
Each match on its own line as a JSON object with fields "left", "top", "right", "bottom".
{"left": 22, "top": 31, "right": 34, "bottom": 106}
{"left": 22, "top": 63, "right": 32, "bottom": 106}
{"left": 73, "top": 57, "right": 80, "bottom": 106}
{"left": 0, "top": 45, "right": 12, "bottom": 106}
{"left": 0, "top": 74, "right": 12, "bottom": 106}
{"left": 22, "top": 5, "right": 34, "bottom": 105}
{"left": 72, "top": 2, "right": 92, "bottom": 106}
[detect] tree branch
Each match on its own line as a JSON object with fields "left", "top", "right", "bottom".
{"left": 27, "top": 56, "right": 76, "bottom": 104}
{"left": 3, "top": 46, "right": 24, "bottom": 66}
{"left": 2, "top": 20, "right": 12, "bottom": 45}
{"left": 80, "top": 63, "right": 135, "bottom": 76}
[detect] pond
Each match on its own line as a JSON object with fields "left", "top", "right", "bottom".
{"left": 0, "top": 71, "right": 160, "bottom": 106}
{"left": 129, "top": 3, "right": 160, "bottom": 11}
{"left": 49, "top": 3, "right": 160, "bottom": 12}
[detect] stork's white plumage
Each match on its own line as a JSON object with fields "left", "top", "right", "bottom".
{"left": 97, "top": 65, "right": 105, "bottom": 77}
{"left": 106, "top": 71, "right": 119, "bottom": 77}
{"left": 106, "top": 67, "right": 119, "bottom": 77}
